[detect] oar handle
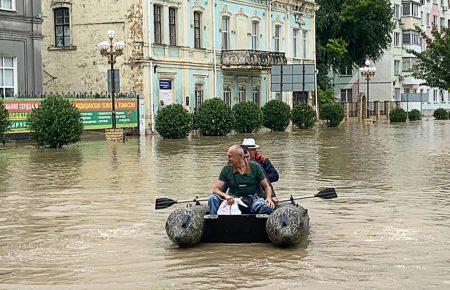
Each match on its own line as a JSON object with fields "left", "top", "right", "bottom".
{"left": 176, "top": 197, "right": 209, "bottom": 204}
{"left": 278, "top": 194, "right": 315, "bottom": 203}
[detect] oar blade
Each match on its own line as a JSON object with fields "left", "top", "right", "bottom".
{"left": 315, "top": 188, "right": 338, "bottom": 199}
{"left": 155, "top": 198, "right": 177, "bottom": 209}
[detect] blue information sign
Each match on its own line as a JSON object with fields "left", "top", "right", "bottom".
{"left": 159, "top": 80, "right": 172, "bottom": 90}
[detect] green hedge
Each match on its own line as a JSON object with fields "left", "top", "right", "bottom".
{"left": 291, "top": 103, "right": 317, "bottom": 129}
{"left": 0, "top": 101, "right": 10, "bottom": 142}
{"left": 389, "top": 107, "right": 407, "bottom": 122}
{"left": 155, "top": 104, "right": 192, "bottom": 139}
{"left": 196, "top": 98, "right": 233, "bottom": 136}
{"left": 433, "top": 108, "right": 448, "bottom": 120}
{"left": 319, "top": 103, "right": 344, "bottom": 127}
{"left": 408, "top": 109, "right": 421, "bottom": 121}
{"left": 262, "top": 100, "right": 291, "bottom": 131}
{"left": 28, "top": 96, "right": 83, "bottom": 148}
{"left": 232, "top": 101, "right": 262, "bottom": 133}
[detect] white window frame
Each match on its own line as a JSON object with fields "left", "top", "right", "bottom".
{"left": 394, "top": 4, "right": 401, "bottom": 19}
{"left": 252, "top": 86, "right": 260, "bottom": 107}
{"left": 340, "top": 89, "right": 352, "bottom": 103}
{"left": 274, "top": 25, "right": 281, "bottom": 52}
{"left": 222, "top": 16, "right": 230, "bottom": 50}
{"left": 223, "top": 85, "right": 231, "bottom": 107}
{"left": 238, "top": 85, "right": 246, "bottom": 103}
{"left": 0, "top": 0, "right": 15, "bottom": 11}
{"left": 301, "top": 30, "right": 308, "bottom": 59}
{"left": 394, "top": 32, "right": 401, "bottom": 46}
{"left": 194, "top": 11, "right": 202, "bottom": 49}
{"left": 169, "top": 7, "right": 177, "bottom": 46}
{"left": 0, "top": 57, "right": 17, "bottom": 97}
{"left": 195, "top": 83, "right": 204, "bottom": 109}
{"left": 293, "top": 28, "right": 299, "bottom": 58}
{"left": 394, "top": 60, "right": 401, "bottom": 75}
{"left": 154, "top": 4, "right": 162, "bottom": 44}
{"left": 251, "top": 21, "right": 259, "bottom": 50}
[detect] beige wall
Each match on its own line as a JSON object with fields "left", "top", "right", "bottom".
{"left": 41, "top": 0, "right": 148, "bottom": 94}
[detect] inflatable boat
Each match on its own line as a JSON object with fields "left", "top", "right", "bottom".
{"left": 157, "top": 188, "right": 337, "bottom": 248}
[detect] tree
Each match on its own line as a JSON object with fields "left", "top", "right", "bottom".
{"left": 0, "top": 101, "right": 10, "bottom": 143}
{"left": 408, "top": 27, "right": 450, "bottom": 91}
{"left": 28, "top": 96, "right": 83, "bottom": 148}
{"left": 316, "top": 0, "right": 395, "bottom": 88}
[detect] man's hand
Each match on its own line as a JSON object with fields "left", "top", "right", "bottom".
{"left": 224, "top": 194, "right": 235, "bottom": 205}
{"left": 265, "top": 198, "right": 275, "bottom": 209}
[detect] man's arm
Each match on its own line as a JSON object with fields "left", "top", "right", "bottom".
{"left": 260, "top": 178, "right": 275, "bottom": 208}
{"left": 213, "top": 179, "right": 234, "bottom": 204}
{"left": 263, "top": 159, "right": 279, "bottom": 183}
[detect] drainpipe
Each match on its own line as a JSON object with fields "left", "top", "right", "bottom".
{"left": 31, "top": 0, "right": 35, "bottom": 94}
{"left": 212, "top": 0, "right": 217, "bottom": 98}
{"left": 148, "top": 0, "right": 155, "bottom": 133}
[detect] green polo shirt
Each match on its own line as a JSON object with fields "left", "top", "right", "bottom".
{"left": 219, "top": 161, "right": 266, "bottom": 197}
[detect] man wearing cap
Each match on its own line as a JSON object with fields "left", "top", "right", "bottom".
{"left": 208, "top": 145, "right": 275, "bottom": 215}
{"left": 241, "top": 138, "right": 279, "bottom": 184}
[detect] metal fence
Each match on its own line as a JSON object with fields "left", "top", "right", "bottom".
{"left": 2, "top": 91, "right": 139, "bottom": 99}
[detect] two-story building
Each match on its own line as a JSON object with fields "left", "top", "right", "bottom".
{"left": 149, "top": 0, "right": 317, "bottom": 128}
{"left": 0, "top": 0, "right": 43, "bottom": 97}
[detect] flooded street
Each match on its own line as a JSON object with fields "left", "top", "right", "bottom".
{"left": 1, "top": 121, "right": 450, "bottom": 288}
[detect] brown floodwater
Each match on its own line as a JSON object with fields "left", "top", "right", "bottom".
{"left": 1, "top": 121, "right": 450, "bottom": 288}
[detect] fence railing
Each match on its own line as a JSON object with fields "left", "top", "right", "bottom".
{"left": 2, "top": 91, "right": 139, "bottom": 99}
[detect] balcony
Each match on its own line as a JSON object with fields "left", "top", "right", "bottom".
{"left": 220, "top": 50, "right": 287, "bottom": 69}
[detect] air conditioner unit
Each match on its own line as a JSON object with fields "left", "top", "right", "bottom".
{"left": 443, "top": 6, "right": 448, "bottom": 11}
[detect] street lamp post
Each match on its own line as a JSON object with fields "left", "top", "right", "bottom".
{"left": 98, "top": 30, "right": 125, "bottom": 129}
{"left": 359, "top": 60, "right": 376, "bottom": 119}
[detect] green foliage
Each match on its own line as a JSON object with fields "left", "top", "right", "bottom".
{"left": 408, "top": 27, "right": 450, "bottom": 91}
{"left": 0, "top": 101, "right": 10, "bottom": 141}
{"left": 196, "top": 98, "right": 233, "bottom": 136}
{"left": 316, "top": 0, "right": 395, "bottom": 88}
{"left": 433, "top": 108, "right": 449, "bottom": 120}
{"left": 28, "top": 96, "right": 83, "bottom": 148}
{"left": 262, "top": 100, "right": 291, "bottom": 131}
{"left": 291, "top": 103, "right": 317, "bottom": 129}
{"left": 389, "top": 107, "right": 407, "bottom": 122}
{"left": 232, "top": 101, "right": 263, "bottom": 133}
{"left": 318, "top": 87, "right": 336, "bottom": 105}
{"left": 155, "top": 104, "right": 192, "bottom": 139}
{"left": 319, "top": 102, "right": 344, "bottom": 127}
{"left": 408, "top": 109, "right": 421, "bottom": 121}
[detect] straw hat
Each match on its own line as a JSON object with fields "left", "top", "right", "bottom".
{"left": 241, "top": 138, "right": 260, "bottom": 149}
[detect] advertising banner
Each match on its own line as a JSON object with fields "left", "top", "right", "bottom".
{"left": 3, "top": 98, "right": 138, "bottom": 133}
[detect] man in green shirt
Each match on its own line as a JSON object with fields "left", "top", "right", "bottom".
{"left": 208, "top": 145, "right": 276, "bottom": 215}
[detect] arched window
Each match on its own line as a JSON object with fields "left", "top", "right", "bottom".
{"left": 54, "top": 7, "right": 70, "bottom": 47}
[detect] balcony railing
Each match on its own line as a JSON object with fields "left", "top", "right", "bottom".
{"left": 221, "top": 50, "right": 287, "bottom": 68}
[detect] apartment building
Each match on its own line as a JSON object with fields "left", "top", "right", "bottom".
{"left": 333, "top": 0, "right": 450, "bottom": 115}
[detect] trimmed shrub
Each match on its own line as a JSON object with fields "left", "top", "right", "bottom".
{"left": 0, "top": 101, "right": 10, "bottom": 142}
{"left": 232, "top": 101, "right": 263, "bottom": 133}
{"left": 319, "top": 103, "right": 344, "bottom": 127}
{"left": 433, "top": 108, "right": 448, "bottom": 120}
{"left": 262, "top": 100, "right": 291, "bottom": 131}
{"left": 28, "top": 96, "right": 83, "bottom": 148}
{"left": 196, "top": 98, "right": 233, "bottom": 136}
{"left": 291, "top": 103, "right": 317, "bottom": 129}
{"left": 155, "top": 104, "right": 192, "bottom": 139}
{"left": 389, "top": 107, "right": 407, "bottom": 122}
{"left": 408, "top": 109, "right": 421, "bottom": 121}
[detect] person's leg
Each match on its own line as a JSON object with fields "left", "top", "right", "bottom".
{"left": 208, "top": 194, "right": 223, "bottom": 215}
{"left": 250, "top": 198, "right": 274, "bottom": 214}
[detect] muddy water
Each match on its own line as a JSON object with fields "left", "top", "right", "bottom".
{"left": 1, "top": 121, "right": 449, "bottom": 288}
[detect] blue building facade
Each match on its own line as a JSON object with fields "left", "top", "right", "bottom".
{"left": 147, "top": 0, "right": 317, "bottom": 128}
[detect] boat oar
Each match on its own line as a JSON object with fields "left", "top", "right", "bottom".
{"left": 155, "top": 196, "right": 208, "bottom": 210}
{"left": 278, "top": 188, "right": 338, "bottom": 203}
